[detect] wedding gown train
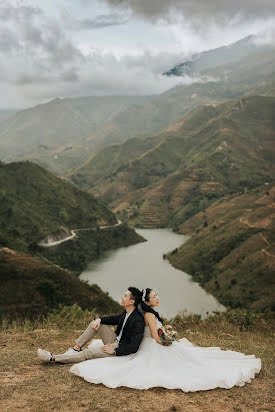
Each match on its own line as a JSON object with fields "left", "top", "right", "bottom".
{"left": 70, "top": 320, "right": 261, "bottom": 391}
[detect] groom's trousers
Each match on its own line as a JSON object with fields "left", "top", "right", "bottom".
{"left": 54, "top": 323, "right": 118, "bottom": 363}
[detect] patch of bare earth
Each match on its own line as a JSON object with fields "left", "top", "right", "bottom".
{"left": 0, "top": 324, "right": 274, "bottom": 412}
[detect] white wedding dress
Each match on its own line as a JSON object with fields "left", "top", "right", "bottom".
{"left": 70, "top": 319, "right": 261, "bottom": 391}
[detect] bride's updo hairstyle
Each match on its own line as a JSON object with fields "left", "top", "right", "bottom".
{"left": 140, "top": 288, "right": 163, "bottom": 323}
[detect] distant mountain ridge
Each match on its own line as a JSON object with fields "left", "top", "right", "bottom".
{"left": 0, "top": 95, "right": 151, "bottom": 173}
{"left": 0, "top": 109, "right": 18, "bottom": 123}
{"left": 163, "top": 34, "right": 275, "bottom": 77}
{"left": 53, "top": 49, "right": 275, "bottom": 175}
{"left": 0, "top": 48, "right": 274, "bottom": 176}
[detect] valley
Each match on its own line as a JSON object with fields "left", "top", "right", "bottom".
{"left": 1, "top": 35, "right": 274, "bottom": 318}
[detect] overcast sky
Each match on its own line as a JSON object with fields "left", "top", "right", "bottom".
{"left": 1, "top": 0, "right": 275, "bottom": 110}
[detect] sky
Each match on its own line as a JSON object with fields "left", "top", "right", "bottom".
{"left": 1, "top": 0, "right": 275, "bottom": 110}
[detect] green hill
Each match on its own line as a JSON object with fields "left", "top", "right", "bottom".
{"left": 0, "top": 161, "right": 143, "bottom": 273}
{"left": 70, "top": 95, "right": 275, "bottom": 230}
{"left": 69, "top": 135, "right": 161, "bottom": 196}
{"left": 0, "top": 247, "right": 121, "bottom": 319}
{"left": 167, "top": 185, "right": 275, "bottom": 312}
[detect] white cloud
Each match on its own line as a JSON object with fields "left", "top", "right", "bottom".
{"left": 104, "top": 0, "right": 275, "bottom": 23}
{"left": 0, "top": 0, "right": 274, "bottom": 110}
{"left": 252, "top": 27, "right": 275, "bottom": 46}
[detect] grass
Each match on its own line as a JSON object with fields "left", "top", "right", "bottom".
{"left": 0, "top": 309, "right": 274, "bottom": 412}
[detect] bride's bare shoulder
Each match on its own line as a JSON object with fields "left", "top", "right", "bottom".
{"left": 144, "top": 312, "right": 155, "bottom": 319}
{"left": 144, "top": 312, "right": 157, "bottom": 326}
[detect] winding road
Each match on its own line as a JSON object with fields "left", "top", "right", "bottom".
{"left": 38, "top": 220, "right": 122, "bottom": 248}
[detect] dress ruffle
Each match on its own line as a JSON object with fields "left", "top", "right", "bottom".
{"left": 70, "top": 326, "right": 261, "bottom": 392}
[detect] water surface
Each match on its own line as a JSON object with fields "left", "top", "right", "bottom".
{"left": 80, "top": 229, "right": 225, "bottom": 319}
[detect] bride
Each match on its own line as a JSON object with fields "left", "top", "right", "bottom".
{"left": 70, "top": 288, "right": 261, "bottom": 391}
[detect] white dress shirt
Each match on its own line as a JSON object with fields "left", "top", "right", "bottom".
{"left": 116, "top": 310, "right": 134, "bottom": 342}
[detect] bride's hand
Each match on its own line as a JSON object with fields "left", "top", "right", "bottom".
{"left": 101, "top": 344, "right": 114, "bottom": 354}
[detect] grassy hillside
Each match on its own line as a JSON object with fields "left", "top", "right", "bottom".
{"left": 69, "top": 135, "right": 161, "bottom": 195}
{"left": 167, "top": 185, "right": 275, "bottom": 311}
{"left": 0, "top": 161, "right": 143, "bottom": 273}
{"left": 0, "top": 248, "right": 121, "bottom": 319}
{"left": 0, "top": 161, "right": 116, "bottom": 250}
{"left": 70, "top": 95, "right": 275, "bottom": 230}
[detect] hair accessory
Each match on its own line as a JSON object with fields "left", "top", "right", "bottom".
{"left": 142, "top": 289, "right": 146, "bottom": 302}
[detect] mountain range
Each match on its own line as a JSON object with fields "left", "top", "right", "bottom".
{"left": 68, "top": 94, "right": 275, "bottom": 311}
{"left": 163, "top": 34, "right": 274, "bottom": 77}
{"left": 0, "top": 95, "right": 151, "bottom": 174}
{"left": 70, "top": 95, "right": 275, "bottom": 227}
{"left": 1, "top": 34, "right": 274, "bottom": 314}
{"left": 0, "top": 39, "right": 274, "bottom": 176}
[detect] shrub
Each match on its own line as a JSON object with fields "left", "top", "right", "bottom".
{"left": 46, "top": 304, "right": 97, "bottom": 328}
{"left": 36, "top": 278, "right": 58, "bottom": 302}
{"left": 212, "top": 308, "right": 273, "bottom": 330}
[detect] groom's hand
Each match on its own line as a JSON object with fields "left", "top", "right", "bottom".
{"left": 91, "top": 318, "right": 101, "bottom": 330}
{"left": 101, "top": 344, "right": 115, "bottom": 354}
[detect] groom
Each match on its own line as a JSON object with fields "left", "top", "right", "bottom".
{"left": 37, "top": 287, "right": 145, "bottom": 363}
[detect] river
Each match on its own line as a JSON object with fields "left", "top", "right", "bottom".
{"left": 80, "top": 228, "right": 225, "bottom": 319}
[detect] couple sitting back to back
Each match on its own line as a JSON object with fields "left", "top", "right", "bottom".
{"left": 38, "top": 286, "right": 159, "bottom": 363}
{"left": 37, "top": 286, "right": 261, "bottom": 392}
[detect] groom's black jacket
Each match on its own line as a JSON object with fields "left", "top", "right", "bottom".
{"left": 100, "top": 308, "right": 145, "bottom": 356}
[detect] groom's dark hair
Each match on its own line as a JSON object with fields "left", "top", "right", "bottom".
{"left": 128, "top": 287, "right": 142, "bottom": 307}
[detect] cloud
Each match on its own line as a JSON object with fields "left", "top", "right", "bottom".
{"left": 0, "top": 0, "right": 83, "bottom": 86}
{"left": 1, "top": 0, "right": 273, "bottom": 110}
{"left": 0, "top": 0, "right": 189, "bottom": 109}
{"left": 104, "top": 0, "right": 275, "bottom": 24}
{"left": 62, "top": 9, "right": 130, "bottom": 30}
{"left": 14, "top": 49, "right": 187, "bottom": 102}
{"left": 252, "top": 27, "right": 275, "bottom": 46}
{"left": 0, "top": 1, "right": 82, "bottom": 60}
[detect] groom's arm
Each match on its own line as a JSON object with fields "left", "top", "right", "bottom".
{"left": 99, "top": 311, "right": 125, "bottom": 325}
{"left": 115, "top": 317, "right": 145, "bottom": 356}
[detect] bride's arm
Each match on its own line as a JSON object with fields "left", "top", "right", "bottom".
{"left": 144, "top": 313, "right": 162, "bottom": 344}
